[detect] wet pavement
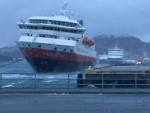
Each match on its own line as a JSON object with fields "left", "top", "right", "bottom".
{"left": 0, "top": 94, "right": 150, "bottom": 113}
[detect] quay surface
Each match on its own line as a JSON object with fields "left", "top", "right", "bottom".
{"left": 0, "top": 94, "right": 150, "bottom": 113}
{"left": 1, "top": 88, "right": 150, "bottom": 94}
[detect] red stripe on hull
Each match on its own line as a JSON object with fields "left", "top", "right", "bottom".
{"left": 20, "top": 47, "right": 96, "bottom": 62}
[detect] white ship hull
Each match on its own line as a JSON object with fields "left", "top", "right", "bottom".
{"left": 17, "top": 36, "right": 96, "bottom": 72}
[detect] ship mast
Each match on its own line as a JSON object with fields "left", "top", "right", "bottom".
{"left": 60, "top": 0, "right": 68, "bottom": 15}
{"left": 62, "top": 0, "right": 68, "bottom": 10}
{"left": 59, "top": 0, "right": 73, "bottom": 18}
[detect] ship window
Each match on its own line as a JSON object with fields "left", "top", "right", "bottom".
{"left": 36, "top": 20, "right": 39, "bottom": 23}
{"left": 53, "top": 21, "right": 56, "bottom": 24}
{"left": 30, "top": 26, "right": 33, "bottom": 29}
{"left": 29, "top": 26, "right": 35, "bottom": 29}
{"left": 51, "top": 21, "right": 54, "bottom": 24}
{"left": 64, "top": 48, "right": 66, "bottom": 51}
{"left": 62, "top": 22, "right": 65, "bottom": 26}
{"left": 70, "top": 49, "right": 73, "bottom": 53}
{"left": 63, "top": 29, "right": 67, "bottom": 32}
{"left": 55, "top": 28, "right": 59, "bottom": 31}
{"left": 42, "top": 26, "right": 46, "bottom": 30}
{"left": 19, "top": 25, "right": 23, "bottom": 29}
{"left": 57, "top": 28, "right": 60, "bottom": 31}
{"left": 23, "top": 26, "right": 27, "bottom": 29}
{"left": 66, "top": 22, "right": 69, "bottom": 26}
{"left": 38, "top": 45, "right": 41, "bottom": 48}
{"left": 70, "top": 30, "right": 73, "bottom": 33}
{"left": 43, "top": 20, "right": 47, "bottom": 23}
{"left": 60, "top": 28, "right": 63, "bottom": 32}
{"left": 59, "top": 22, "right": 62, "bottom": 25}
{"left": 32, "top": 20, "right": 34, "bottom": 23}
{"left": 50, "top": 27, "right": 54, "bottom": 30}
{"left": 66, "top": 29, "right": 69, "bottom": 32}
{"left": 26, "top": 26, "right": 29, "bottom": 29}
{"left": 34, "top": 26, "right": 37, "bottom": 29}
{"left": 39, "top": 20, "right": 42, "bottom": 23}
{"left": 78, "top": 30, "right": 82, "bottom": 34}
{"left": 32, "top": 20, "right": 35, "bottom": 23}
{"left": 57, "top": 21, "right": 61, "bottom": 25}
{"left": 39, "top": 26, "right": 42, "bottom": 29}
{"left": 48, "top": 20, "right": 52, "bottom": 23}
{"left": 70, "top": 23, "right": 73, "bottom": 27}
{"left": 74, "top": 30, "right": 77, "bottom": 33}
{"left": 64, "top": 22, "right": 67, "bottom": 26}
{"left": 54, "top": 47, "right": 57, "bottom": 50}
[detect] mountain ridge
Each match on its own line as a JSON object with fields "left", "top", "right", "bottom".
{"left": 94, "top": 34, "right": 149, "bottom": 58}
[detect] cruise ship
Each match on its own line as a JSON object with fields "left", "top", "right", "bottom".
{"left": 107, "top": 45, "right": 124, "bottom": 64}
{"left": 16, "top": 2, "right": 97, "bottom": 72}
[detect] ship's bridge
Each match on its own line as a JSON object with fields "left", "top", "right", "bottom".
{"left": 28, "top": 15, "right": 84, "bottom": 28}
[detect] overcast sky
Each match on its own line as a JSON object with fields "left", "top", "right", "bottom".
{"left": 0, "top": 0, "right": 150, "bottom": 47}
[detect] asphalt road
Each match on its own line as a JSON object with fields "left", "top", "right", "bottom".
{"left": 0, "top": 94, "right": 150, "bottom": 113}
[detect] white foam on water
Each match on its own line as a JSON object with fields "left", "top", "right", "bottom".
{"left": 2, "top": 74, "right": 35, "bottom": 79}
{"left": 18, "top": 81, "right": 25, "bottom": 84}
{"left": 2, "top": 85, "right": 14, "bottom": 88}
{"left": 36, "top": 73, "right": 77, "bottom": 79}
{"left": 43, "top": 80, "right": 56, "bottom": 83}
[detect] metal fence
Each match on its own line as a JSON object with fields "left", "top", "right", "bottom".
{"left": 1, "top": 72, "right": 150, "bottom": 93}
{"left": 0, "top": 73, "right": 77, "bottom": 89}
{"left": 77, "top": 72, "right": 150, "bottom": 89}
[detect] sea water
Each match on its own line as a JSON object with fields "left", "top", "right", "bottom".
{"left": 0, "top": 61, "right": 34, "bottom": 73}
{"left": 0, "top": 61, "right": 78, "bottom": 88}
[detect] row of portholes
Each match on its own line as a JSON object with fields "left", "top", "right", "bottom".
{"left": 54, "top": 47, "right": 73, "bottom": 52}
{"left": 22, "top": 43, "right": 73, "bottom": 52}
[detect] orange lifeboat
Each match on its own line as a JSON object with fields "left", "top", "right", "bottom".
{"left": 83, "top": 37, "right": 95, "bottom": 46}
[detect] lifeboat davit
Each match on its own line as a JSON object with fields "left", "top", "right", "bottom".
{"left": 83, "top": 37, "right": 95, "bottom": 46}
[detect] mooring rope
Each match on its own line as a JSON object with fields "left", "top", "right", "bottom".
{"left": 0, "top": 59, "right": 25, "bottom": 68}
